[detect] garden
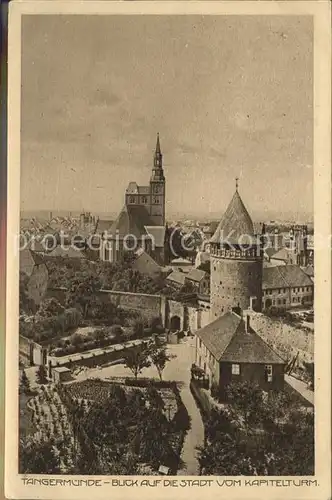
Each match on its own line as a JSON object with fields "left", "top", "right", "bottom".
{"left": 19, "top": 384, "right": 79, "bottom": 474}
{"left": 195, "top": 380, "right": 314, "bottom": 476}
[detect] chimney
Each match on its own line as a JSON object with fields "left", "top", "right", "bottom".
{"left": 245, "top": 315, "right": 250, "bottom": 334}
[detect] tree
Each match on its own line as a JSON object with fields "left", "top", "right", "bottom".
{"left": 225, "top": 380, "right": 265, "bottom": 429}
{"left": 19, "top": 439, "right": 61, "bottom": 474}
{"left": 19, "top": 272, "right": 36, "bottom": 315}
{"left": 66, "top": 272, "right": 102, "bottom": 319}
{"left": 20, "top": 369, "right": 31, "bottom": 395}
{"left": 150, "top": 347, "right": 175, "bottom": 380}
{"left": 36, "top": 298, "right": 65, "bottom": 320}
{"left": 123, "top": 346, "right": 152, "bottom": 379}
{"left": 36, "top": 365, "right": 48, "bottom": 385}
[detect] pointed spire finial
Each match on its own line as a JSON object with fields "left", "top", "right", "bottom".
{"left": 235, "top": 177, "right": 239, "bottom": 191}
{"left": 156, "top": 132, "right": 161, "bottom": 154}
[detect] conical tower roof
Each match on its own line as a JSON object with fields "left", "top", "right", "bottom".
{"left": 210, "top": 189, "right": 255, "bottom": 245}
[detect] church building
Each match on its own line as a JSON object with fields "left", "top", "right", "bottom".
{"left": 100, "top": 134, "right": 167, "bottom": 265}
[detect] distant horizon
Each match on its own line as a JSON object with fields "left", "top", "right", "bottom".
{"left": 20, "top": 207, "right": 314, "bottom": 225}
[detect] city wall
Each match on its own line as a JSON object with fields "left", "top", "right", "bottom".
{"left": 247, "top": 311, "right": 314, "bottom": 366}
{"left": 99, "top": 289, "right": 166, "bottom": 324}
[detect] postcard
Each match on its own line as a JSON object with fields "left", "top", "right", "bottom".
{"left": 5, "top": 1, "right": 331, "bottom": 499}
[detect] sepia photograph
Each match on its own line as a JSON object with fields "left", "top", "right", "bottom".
{"left": 4, "top": 2, "right": 331, "bottom": 498}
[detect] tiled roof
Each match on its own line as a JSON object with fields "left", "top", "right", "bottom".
{"left": 126, "top": 182, "right": 139, "bottom": 194}
{"left": 271, "top": 247, "right": 291, "bottom": 262}
{"left": 95, "top": 219, "right": 113, "bottom": 234}
{"left": 302, "top": 264, "right": 314, "bottom": 277}
{"left": 170, "top": 257, "right": 192, "bottom": 266}
{"left": 20, "top": 249, "right": 36, "bottom": 277}
{"left": 263, "top": 265, "right": 313, "bottom": 290}
{"left": 265, "top": 247, "right": 278, "bottom": 258}
{"left": 108, "top": 205, "right": 154, "bottom": 240}
{"left": 186, "top": 268, "right": 207, "bottom": 283}
{"left": 196, "top": 312, "right": 284, "bottom": 364}
{"left": 210, "top": 190, "right": 255, "bottom": 245}
{"left": 20, "top": 249, "right": 46, "bottom": 276}
{"left": 166, "top": 270, "right": 186, "bottom": 286}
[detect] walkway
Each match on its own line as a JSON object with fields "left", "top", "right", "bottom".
{"left": 161, "top": 337, "right": 205, "bottom": 475}
{"left": 285, "top": 374, "right": 314, "bottom": 406}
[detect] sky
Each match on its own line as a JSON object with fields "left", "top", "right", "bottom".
{"left": 21, "top": 14, "right": 313, "bottom": 221}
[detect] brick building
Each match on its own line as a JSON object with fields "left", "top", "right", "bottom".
{"left": 209, "top": 184, "right": 264, "bottom": 319}
{"left": 99, "top": 135, "right": 167, "bottom": 265}
{"left": 195, "top": 311, "right": 285, "bottom": 399}
{"left": 262, "top": 265, "right": 314, "bottom": 310}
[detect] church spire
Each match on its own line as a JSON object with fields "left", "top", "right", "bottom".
{"left": 154, "top": 132, "right": 163, "bottom": 169}
{"left": 151, "top": 133, "right": 165, "bottom": 182}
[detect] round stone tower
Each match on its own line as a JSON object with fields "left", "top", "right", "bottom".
{"left": 210, "top": 183, "right": 263, "bottom": 319}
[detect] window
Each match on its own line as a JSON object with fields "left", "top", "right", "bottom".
{"left": 199, "top": 338, "right": 202, "bottom": 348}
{"left": 154, "top": 185, "right": 160, "bottom": 193}
{"left": 231, "top": 364, "right": 240, "bottom": 375}
{"left": 129, "top": 196, "right": 135, "bottom": 204}
{"left": 141, "top": 196, "right": 148, "bottom": 204}
{"left": 265, "top": 365, "right": 273, "bottom": 383}
{"left": 283, "top": 299, "right": 286, "bottom": 304}
{"left": 154, "top": 197, "right": 159, "bottom": 204}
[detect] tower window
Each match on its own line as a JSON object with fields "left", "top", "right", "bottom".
{"left": 129, "top": 196, "right": 135, "bottom": 204}
{"left": 154, "top": 197, "right": 159, "bottom": 204}
{"left": 155, "top": 185, "right": 160, "bottom": 193}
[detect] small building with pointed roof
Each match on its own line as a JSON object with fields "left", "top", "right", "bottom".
{"left": 210, "top": 184, "right": 264, "bottom": 319}
{"left": 195, "top": 311, "right": 285, "bottom": 398}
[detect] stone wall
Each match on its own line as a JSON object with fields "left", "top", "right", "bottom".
{"left": 99, "top": 290, "right": 165, "bottom": 323}
{"left": 247, "top": 311, "right": 314, "bottom": 366}
{"left": 210, "top": 257, "right": 263, "bottom": 319}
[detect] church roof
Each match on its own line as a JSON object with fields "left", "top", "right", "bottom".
{"left": 210, "top": 190, "right": 255, "bottom": 245}
{"left": 109, "top": 205, "right": 154, "bottom": 240}
{"left": 144, "top": 226, "right": 166, "bottom": 248}
{"left": 196, "top": 312, "right": 284, "bottom": 364}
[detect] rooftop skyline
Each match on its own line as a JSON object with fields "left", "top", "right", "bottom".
{"left": 21, "top": 15, "right": 313, "bottom": 220}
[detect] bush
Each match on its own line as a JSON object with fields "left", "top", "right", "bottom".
{"left": 71, "top": 333, "right": 83, "bottom": 347}
{"left": 110, "top": 325, "right": 123, "bottom": 337}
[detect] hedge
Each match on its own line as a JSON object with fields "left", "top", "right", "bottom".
{"left": 124, "top": 378, "right": 175, "bottom": 389}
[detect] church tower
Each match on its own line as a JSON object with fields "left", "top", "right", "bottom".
{"left": 210, "top": 181, "right": 263, "bottom": 319}
{"left": 149, "top": 133, "right": 166, "bottom": 226}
